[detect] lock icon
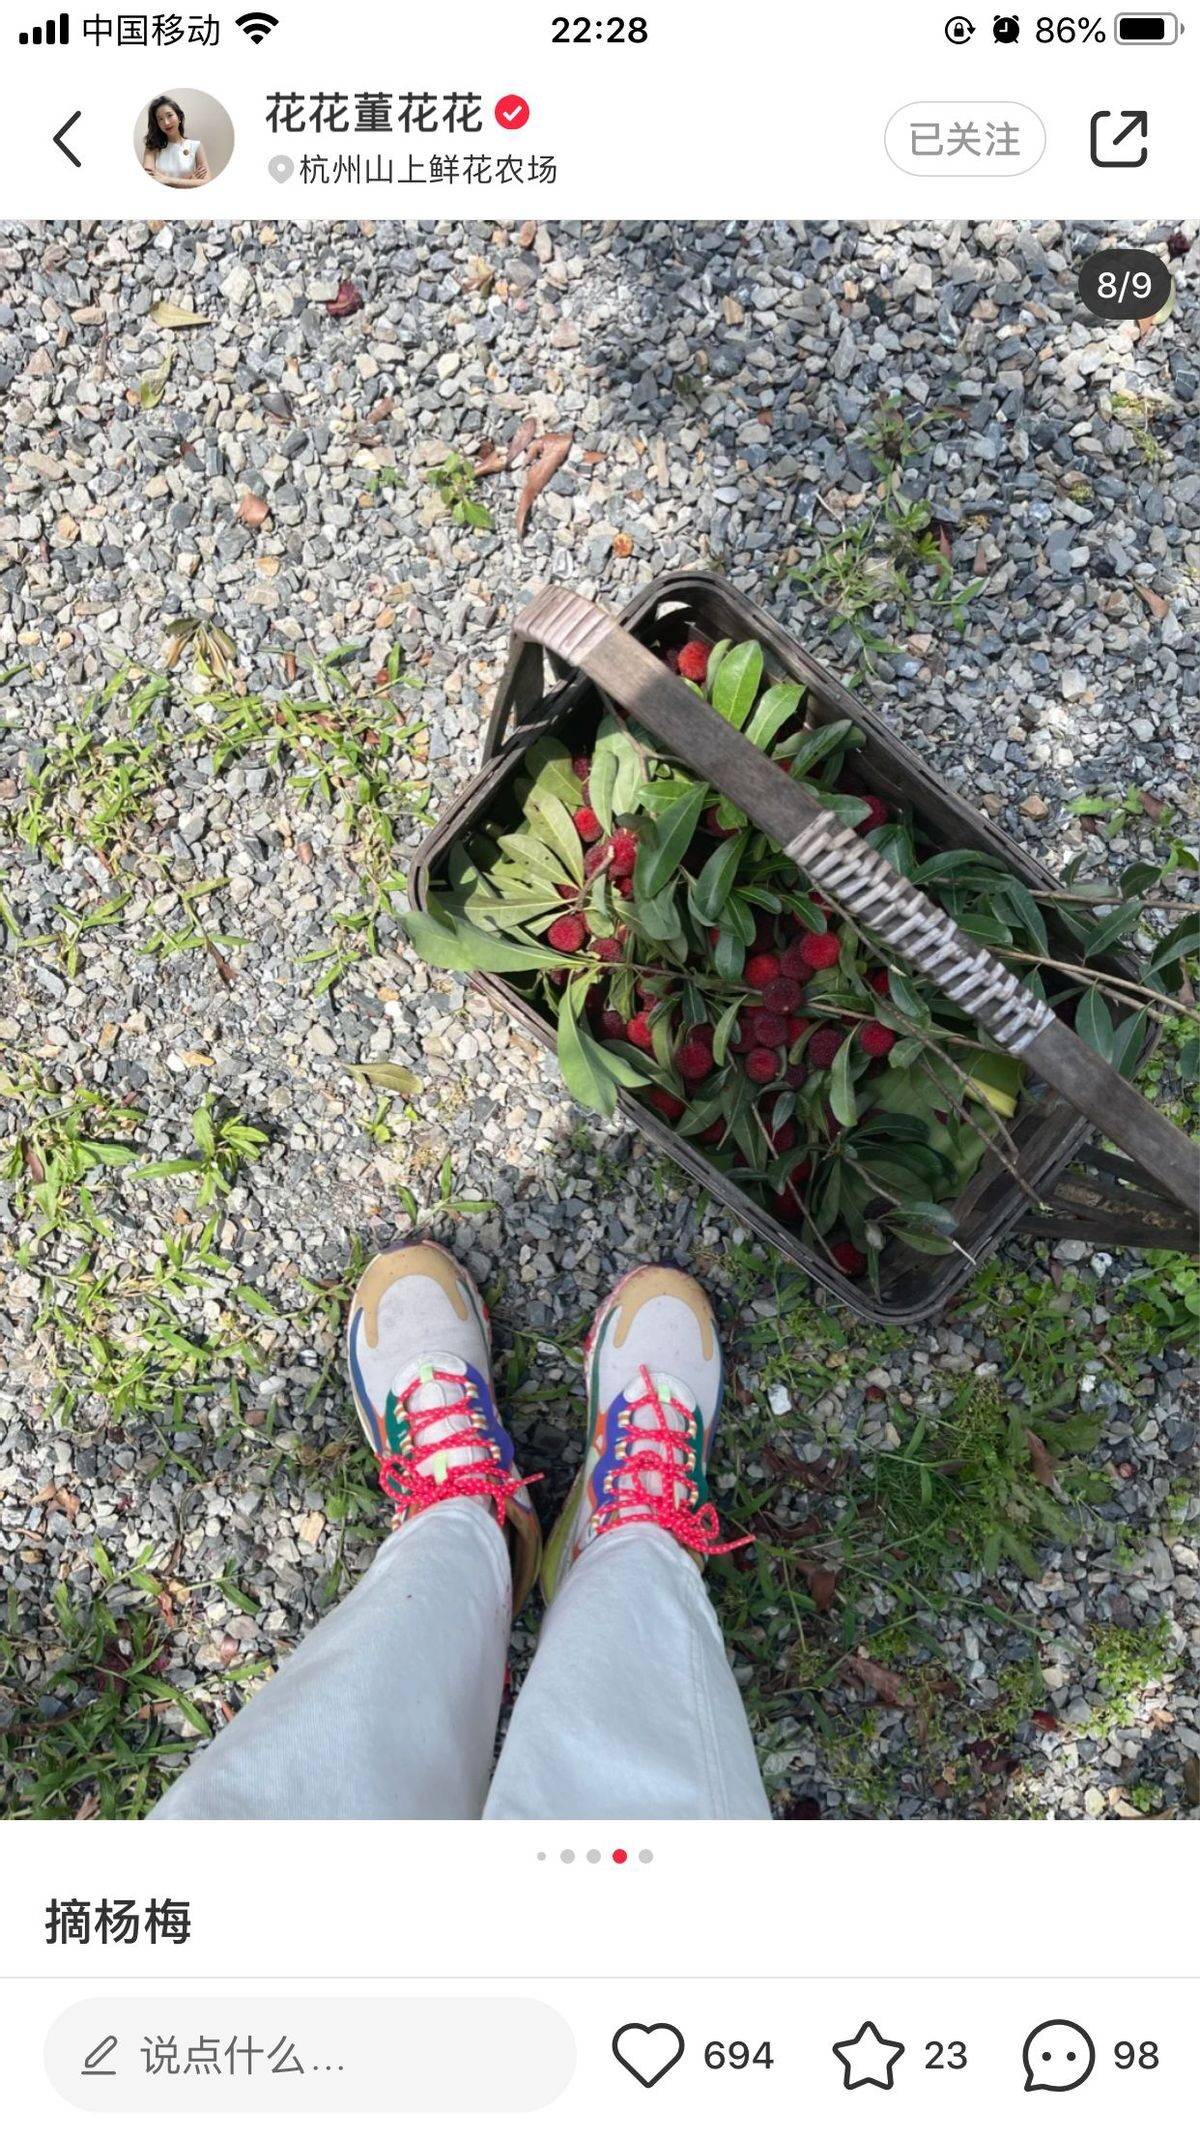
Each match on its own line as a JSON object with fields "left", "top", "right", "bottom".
{"left": 993, "top": 12, "right": 1020, "bottom": 36}
{"left": 945, "top": 15, "right": 976, "bottom": 41}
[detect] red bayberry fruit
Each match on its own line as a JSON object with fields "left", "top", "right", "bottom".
{"left": 592, "top": 935, "right": 622, "bottom": 963}
{"left": 746, "top": 1047, "right": 778, "bottom": 1084}
{"left": 584, "top": 844, "right": 608, "bottom": 880}
{"left": 626, "top": 1012, "right": 656, "bottom": 1052}
{"left": 808, "top": 1027, "right": 844, "bottom": 1069}
{"left": 752, "top": 918, "right": 777, "bottom": 952}
{"left": 749, "top": 1009, "right": 790, "bottom": 1048}
{"left": 790, "top": 1158, "right": 813, "bottom": 1186}
{"left": 745, "top": 951, "right": 781, "bottom": 990}
{"left": 572, "top": 756, "right": 592, "bottom": 781}
{"left": 609, "top": 829, "right": 638, "bottom": 874}
{"left": 858, "top": 1019, "right": 895, "bottom": 1058}
{"left": 697, "top": 1118, "right": 725, "bottom": 1145}
{"left": 770, "top": 1190, "right": 798, "bottom": 1222}
{"left": 597, "top": 1008, "right": 626, "bottom": 1040}
{"left": 868, "top": 967, "right": 891, "bottom": 996}
{"left": 676, "top": 639, "right": 710, "bottom": 684}
{"left": 854, "top": 794, "right": 890, "bottom": 836}
{"left": 779, "top": 942, "right": 812, "bottom": 982}
{"left": 548, "top": 966, "right": 569, "bottom": 985}
{"left": 763, "top": 1115, "right": 797, "bottom": 1153}
{"left": 786, "top": 1015, "right": 810, "bottom": 1043}
{"left": 799, "top": 930, "right": 840, "bottom": 971}
{"left": 704, "top": 805, "right": 735, "bottom": 840}
{"left": 830, "top": 1240, "right": 866, "bottom": 1277}
{"left": 762, "top": 975, "right": 803, "bottom": 1014}
{"left": 677, "top": 1037, "right": 714, "bottom": 1084}
{"left": 573, "top": 805, "right": 603, "bottom": 844}
{"left": 613, "top": 874, "right": 635, "bottom": 898}
{"left": 648, "top": 1088, "right": 685, "bottom": 1123}
{"left": 784, "top": 1062, "right": 808, "bottom": 1089}
{"left": 547, "top": 914, "right": 586, "bottom": 953}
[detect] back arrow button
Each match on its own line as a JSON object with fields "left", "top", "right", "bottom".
{"left": 53, "top": 111, "right": 82, "bottom": 167}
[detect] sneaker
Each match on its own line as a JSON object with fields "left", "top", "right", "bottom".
{"left": 541, "top": 1264, "right": 749, "bottom": 1602}
{"left": 346, "top": 1241, "right": 541, "bottom": 1611}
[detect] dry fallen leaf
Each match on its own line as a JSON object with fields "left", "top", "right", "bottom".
{"left": 139, "top": 354, "right": 173, "bottom": 409}
{"left": 473, "top": 441, "right": 509, "bottom": 476}
{"left": 20, "top": 1138, "right": 45, "bottom": 1184}
{"left": 349, "top": 1061, "right": 421, "bottom": 1096}
{"left": 516, "top": 432, "right": 572, "bottom": 538}
{"left": 207, "top": 943, "right": 235, "bottom": 988}
{"left": 800, "top": 1563, "right": 840, "bottom": 1613}
{"left": 1025, "top": 1428, "right": 1055, "bottom": 1488}
{"left": 611, "top": 532, "right": 634, "bottom": 558}
{"left": 150, "top": 301, "right": 208, "bottom": 330}
{"left": 236, "top": 492, "right": 271, "bottom": 529}
{"left": 507, "top": 416, "right": 537, "bottom": 466}
{"left": 34, "top": 1481, "right": 80, "bottom": 1521}
{"left": 1135, "top": 584, "right": 1170, "bottom": 622}
{"left": 326, "top": 279, "right": 364, "bottom": 319}
{"left": 843, "top": 1653, "right": 910, "bottom": 1707}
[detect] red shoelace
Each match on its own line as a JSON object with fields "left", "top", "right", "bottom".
{"left": 377, "top": 1367, "right": 539, "bottom": 1529}
{"left": 593, "top": 1364, "right": 751, "bottom": 1558}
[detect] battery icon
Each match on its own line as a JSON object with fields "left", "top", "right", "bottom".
{"left": 1114, "top": 11, "right": 1181, "bottom": 37}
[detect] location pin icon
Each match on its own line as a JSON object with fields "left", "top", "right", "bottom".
{"left": 269, "top": 154, "right": 294, "bottom": 183}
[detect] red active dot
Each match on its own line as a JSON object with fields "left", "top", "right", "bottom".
{"left": 612, "top": 1848, "right": 628, "bottom": 1864}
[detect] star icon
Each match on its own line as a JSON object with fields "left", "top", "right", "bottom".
{"left": 832, "top": 2020, "right": 905, "bottom": 2092}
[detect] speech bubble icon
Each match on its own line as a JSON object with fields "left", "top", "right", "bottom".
{"left": 268, "top": 154, "right": 294, "bottom": 183}
{"left": 1022, "top": 2019, "right": 1096, "bottom": 2093}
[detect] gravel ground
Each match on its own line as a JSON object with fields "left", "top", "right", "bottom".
{"left": 1, "top": 217, "right": 1197, "bottom": 1819}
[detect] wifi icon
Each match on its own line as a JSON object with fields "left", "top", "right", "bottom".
{"left": 236, "top": 10, "right": 278, "bottom": 40}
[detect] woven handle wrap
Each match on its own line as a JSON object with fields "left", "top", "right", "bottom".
{"left": 784, "top": 815, "right": 1054, "bottom": 1054}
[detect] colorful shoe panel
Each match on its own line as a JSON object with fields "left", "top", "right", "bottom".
{"left": 347, "top": 1242, "right": 541, "bottom": 1610}
{"left": 542, "top": 1265, "right": 748, "bottom": 1601}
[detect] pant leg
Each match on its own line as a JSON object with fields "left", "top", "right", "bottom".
{"left": 484, "top": 1524, "right": 770, "bottom": 1820}
{"left": 152, "top": 1499, "right": 510, "bottom": 1820}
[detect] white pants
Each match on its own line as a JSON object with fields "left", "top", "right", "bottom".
{"left": 152, "top": 1501, "right": 770, "bottom": 1820}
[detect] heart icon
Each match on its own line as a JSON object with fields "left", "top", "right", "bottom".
{"left": 611, "top": 2022, "right": 686, "bottom": 2089}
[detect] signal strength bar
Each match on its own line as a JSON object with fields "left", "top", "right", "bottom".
{"left": 19, "top": 11, "right": 70, "bottom": 42}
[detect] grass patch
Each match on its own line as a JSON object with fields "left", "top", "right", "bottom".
{"left": 787, "top": 395, "right": 985, "bottom": 673}
{"left": 1090, "top": 1619, "right": 1174, "bottom": 1728}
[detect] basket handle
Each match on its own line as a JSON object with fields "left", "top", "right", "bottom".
{"left": 512, "top": 586, "right": 1199, "bottom": 1229}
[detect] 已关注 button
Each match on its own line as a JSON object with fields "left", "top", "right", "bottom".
{"left": 885, "top": 103, "right": 1046, "bottom": 176}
